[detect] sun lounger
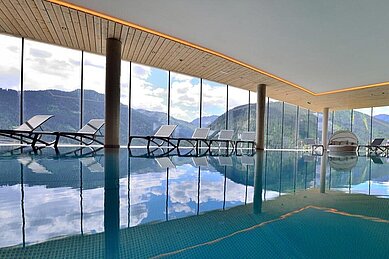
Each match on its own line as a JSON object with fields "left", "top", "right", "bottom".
{"left": 0, "top": 115, "right": 54, "bottom": 147}
{"left": 357, "top": 138, "right": 386, "bottom": 154}
{"left": 128, "top": 125, "right": 177, "bottom": 152}
{"left": 209, "top": 130, "right": 235, "bottom": 149}
{"left": 175, "top": 128, "right": 210, "bottom": 149}
{"left": 235, "top": 132, "right": 256, "bottom": 151}
{"left": 52, "top": 119, "right": 105, "bottom": 148}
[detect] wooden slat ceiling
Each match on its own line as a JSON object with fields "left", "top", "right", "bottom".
{"left": 1, "top": 0, "right": 389, "bottom": 112}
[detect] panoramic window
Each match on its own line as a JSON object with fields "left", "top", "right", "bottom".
{"left": 372, "top": 106, "right": 389, "bottom": 145}
{"left": 308, "top": 110, "right": 318, "bottom": 141}
{"left": 267, "top": 99, "right": 283, "bottom": 149}
{"left": 83, "top": 52, "right": 105, "bottom": 130}
{"left": 352, "top": 108, "right": 372, "bottom": 146}
{"left": 227, "top": 86, "right": 249, "bottom": 139}
{"left": 169, "top": 72, "right": 200, "bottom": 138}
{"left": 333, "top": 110, "right": 352, "bottom": 132}
{"left": 282, "top": 103, "right": 298, "bottom": 149}
{"left": 298, "top": 107, "right": 309, "bottom": 147}
{"left": 0, "top": 34, "right": 21, "bottom": 131}
{"left": 130, "top": 63, "right": 168, "bottom": 138}
{"left": 120, "top": 61, "right": 130, "bottom": 145}
{"left": 248, "top": 91, "right": 257, "bottom": 132}
{"left": 201, "top": 80, "right": 227, "bottom": 132}
{"left": 24, "top": 39, "right": 81, "bottom": 131}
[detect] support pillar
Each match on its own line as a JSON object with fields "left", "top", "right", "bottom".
{"left": 105, "top": 38, "right": 122, "bottom": 148}
{"left": 256, "top": 84, "right": 266, "bottom": 150}
{"left": 322, "top": 107, "right": 329, "bottom": 150}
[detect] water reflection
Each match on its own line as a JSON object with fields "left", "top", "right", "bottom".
{"left": 0, "top": 148, "right": 389, "bottom": 249}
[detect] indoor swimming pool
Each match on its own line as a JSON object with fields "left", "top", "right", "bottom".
{"left": 0, "top": 147, "right": 388, "bottom": 258}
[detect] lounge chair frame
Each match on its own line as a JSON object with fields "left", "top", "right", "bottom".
{"left": 174, "top": 128, "right": 211, "bottom": 155}
{"left": 50, "top": 119, "right": 105, "bottom": 148}
{"left": 0, "top": 115, "right": 54, "bottom": 148}
{"left": 357, "top": 138, "right": 388, "bottom": 155}
{"left": 235, "top": 132, "right": 256, "bottom": 152}
{"left": 209, "top": 130, "right": 235, "bottom": 150}
{"left": 128, "top": 125, "right": 178, "bottom": 153}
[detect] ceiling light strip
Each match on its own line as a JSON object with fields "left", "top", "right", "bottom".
{"left": 316, "top": 81, "right": 389, "bottom": 96}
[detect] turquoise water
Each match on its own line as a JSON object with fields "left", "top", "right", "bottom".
{"left": 0, "top": 147, "right": 388, "bottom": 258}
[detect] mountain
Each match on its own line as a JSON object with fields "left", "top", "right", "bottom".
{"left": 374, "top": 114, "right": 389, "bottom": 123}
{"left": 208, "top": 102, "right": 318, "bottom": 148}
{"left": 2, "top": 88, "right": 389, "bottom": 147}
{"left": 191, "top": 115, "right": 218, "bottom": 127}
{"left": 0, "top": 89, "right": 196, "bottom": 145}
{"left": 208, "top": 102, "right": 389, "bottom": 148}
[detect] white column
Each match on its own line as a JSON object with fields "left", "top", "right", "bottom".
{"left": 105, "top": 38, "right": 122, "bottom": 148}
{"left": 322, "top": 107, "right": 329, "bottom": 150}
{"left": 256, "top": 84, "right": 266, "bottom": 150}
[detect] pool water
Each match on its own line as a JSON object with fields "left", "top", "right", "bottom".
{"left": 0, "top": 147, "right": 388, "bottom": 258}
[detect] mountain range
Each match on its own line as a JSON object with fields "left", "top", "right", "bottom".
{"left": 1, "top": 88, "right": 389, "bottom": 146}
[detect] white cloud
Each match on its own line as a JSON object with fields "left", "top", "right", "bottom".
{"left": 22, "top": 40, "right": 82, "bottom": 92}
{"left": 228, "top": 86, "right": 249, "bottom": 109}
{"left": 372, "top": 106, "right": 389, "bottom": 116}
{"left": 0, "top": 34, "right": 21, "bottom": 90}
{"left": 202, "top": 82, "right": 227, "bottom": 116}
{"left": 130, "top": 64, "right": 168, "bottom": 112}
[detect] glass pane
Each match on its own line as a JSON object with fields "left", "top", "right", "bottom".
{"left": 249, "top": 92, "right": 268, "bottom": 145}
{"left": 352, "top": 108, "right": 371, "bottom": 146}
{"left": 24, "top": 39, "right": 81, "bottom": 131}
{"left": 130, "top": 63, "right": 168, "bottom": 137}
{"left": 267, "top": 99, "right": 282, "bottom": 149}
{"left": 308, "top": 111, "right": 318, "bottom": 140}
{"left": 298, "top": 108, "right": 309, "bottom": 147}
{"left": 333, "top": 110, "right": 352, "bottom": 132}
{"left": 283, "top": 103, "right": 298, "bottom": 149}
{"left": 249, "top": 91, "right": 257, "bottom": 132}
{"left": 0, "top": 34, "right": 21, "bottom": 133}
{"left": 372, "top": 106, "right": 389, "bottom": 145}
{"left": 120, "top": 61, "right": 130, "bottom": 145}
{"left": 83, "top": 52, "right": 105, "bottom": 129}
{"left": 202, "top": 80, "right": 227, "bottom": 131}
{"left": 170, "top": 72, "right": 200, "bottom": 138}
{"left": 228, "top": 86, "right": 249, "bottom": 139}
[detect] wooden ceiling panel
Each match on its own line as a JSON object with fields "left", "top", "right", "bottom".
{"left": 1, "top": 0, "right": 389, "bottom": 112}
